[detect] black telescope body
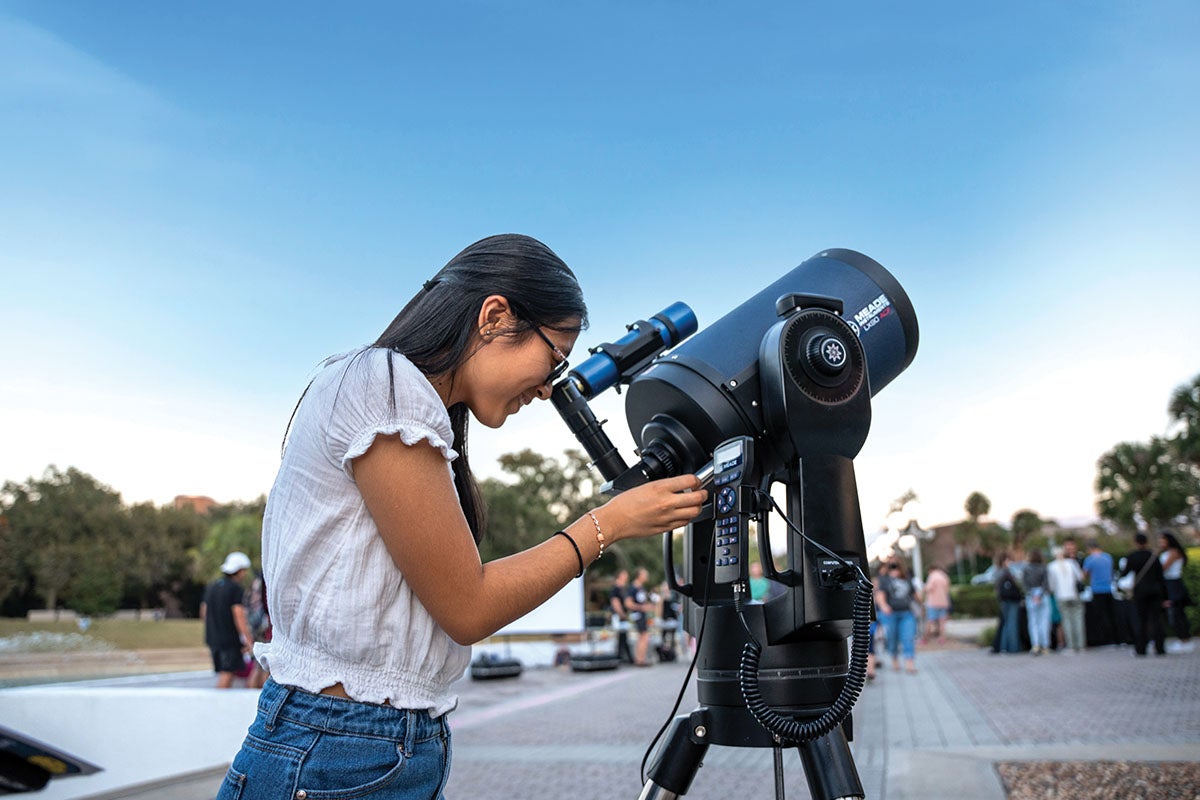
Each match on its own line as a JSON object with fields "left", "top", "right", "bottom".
{"left": 622, "top": 248, "right": 917, "bottom": 482}
{"left": 551, "top": 247, "right": 918, "bottom": 800}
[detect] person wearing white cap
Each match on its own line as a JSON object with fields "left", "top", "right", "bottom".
{"left": 200, "top": 551, "right": 254, "bottom": 688}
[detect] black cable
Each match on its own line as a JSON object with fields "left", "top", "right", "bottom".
{"left": 737, "top": 577, "right": 871, "bottom": 744}
{"left": 733, "top": 489, "right": 873, "bottom": 744}
{"left": 639, "top": 559, "right": 713, "bottom": 784}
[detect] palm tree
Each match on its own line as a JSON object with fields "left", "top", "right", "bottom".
{"left": 956, "top": 491, "right": 991, "bottom": 568}
{"left": 1168, "top": 373, "right": 1200, "bottom": 468}
{"left": 1095, "top": 438, "right": 1196, "bottom": 529}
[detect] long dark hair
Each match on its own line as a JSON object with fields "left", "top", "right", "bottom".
{"left": 1160, "top": 530, "right": 1188, "bottom": 566}
{"left": 373, "top": 234, "right": 587, "bottom": 541}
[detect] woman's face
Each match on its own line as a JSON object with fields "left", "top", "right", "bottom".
{"left": 456, "top": 315, "right": 580, "bottom": 429}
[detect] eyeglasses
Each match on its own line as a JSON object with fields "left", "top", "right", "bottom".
{"left": 530, "top": 326, "right": 570, "bottom": 385}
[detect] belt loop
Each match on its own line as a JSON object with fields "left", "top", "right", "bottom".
{"left": 264, "top": 682, "right": 294, "bottom": 732}
{"left": 402, "top": 709, "right": 417, "bottom": 755}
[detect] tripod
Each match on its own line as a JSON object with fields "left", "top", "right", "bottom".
{"left": 636, "top": 599, "right": 867, "bottom": 800}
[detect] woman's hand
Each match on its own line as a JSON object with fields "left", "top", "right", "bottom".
{"left": 592, "top": 474, "right": 707, "bottom": 543}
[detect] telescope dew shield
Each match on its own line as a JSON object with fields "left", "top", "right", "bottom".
{"left": 623, "top": 249, "right": 918, "bottom": 472}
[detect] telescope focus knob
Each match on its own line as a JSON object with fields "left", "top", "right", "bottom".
{"left": 806, "top": 333, "right": 849, "bottom": 378}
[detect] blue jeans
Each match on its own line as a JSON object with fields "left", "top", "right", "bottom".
{"left": 1025, "top": 592, "right": 1051, "bottom": 649}
{"left": 216, "top": 679, "right": 452, "bottom": 800}
{"left": 885, "top": 610, "right": 916, "bottom": 660}
{"left": 999, "top": 600, "right": 1022, "bottom": 652}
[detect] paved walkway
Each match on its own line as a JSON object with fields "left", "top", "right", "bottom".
{"left": 444, "top": 645, "right": 1199, "bottom": 799}
{"left": 5, "top": 636, "right": 1197, "bottom": 799}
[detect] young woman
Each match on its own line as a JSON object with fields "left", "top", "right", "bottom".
{"left": 875, "top": 559, "right": 921, "bottom": 674}
{"left": 217, "top": 235, "right": 706, "bottom": 800}
{"left": 1022, "top": 550, "right": 1051, "bottom": 655}
{"left": 1160, "top": 530, "right": 1194, "bottom": 653}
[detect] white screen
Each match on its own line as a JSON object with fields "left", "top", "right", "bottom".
{"left": 495, "top": 576, "right": 585, "bottom": 635}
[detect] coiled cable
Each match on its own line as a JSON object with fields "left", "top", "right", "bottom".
{"left": 735, "top": 576, "right": 873, "bottom": 744}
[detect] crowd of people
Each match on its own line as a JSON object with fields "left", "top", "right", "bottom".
{"left": 606, "top": 567, "right": 686, "bottom": 665}
{"left": 990, "top": 529, "right": 1194, "bottom": 657}
{"left": 864, "top": 528, "right": 1194, "bottom": 678}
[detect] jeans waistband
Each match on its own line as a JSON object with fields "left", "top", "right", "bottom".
{"left": 259, "top": 678, "right": 447, "bottom": 745}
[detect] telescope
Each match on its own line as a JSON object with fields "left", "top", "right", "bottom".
{"left": 551, "top": 248, "right": 918, "bottom": 800}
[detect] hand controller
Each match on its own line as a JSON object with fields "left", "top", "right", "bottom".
{"left": 711, "top": 436, "right": 754, "bottom": 584}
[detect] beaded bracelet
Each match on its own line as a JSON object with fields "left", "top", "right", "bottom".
{"left": 553, "top": 530, "right": 584, "bottom": 578}
{"left": 587, "top": 511, "right": 606, "bottom": 559}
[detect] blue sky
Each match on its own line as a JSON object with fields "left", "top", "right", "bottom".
{"left": 1, "top": 2, "right": 1197, "bottom": 530}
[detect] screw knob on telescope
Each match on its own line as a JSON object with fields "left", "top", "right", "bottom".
{"left": 807, "top": 334, "right": 848, "bottom": 378}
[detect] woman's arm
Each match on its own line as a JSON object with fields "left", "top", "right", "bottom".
{"left": 354, "top": 435, "right": 706, "bottom": 645}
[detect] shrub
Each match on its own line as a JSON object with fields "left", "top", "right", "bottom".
{"left": 950, "top": 583, "right": 999, "bottom": 619}
{"left": 1183, "top": 547, "right": 1200, "bottom": 634}
{"left": 977, "top": 625, "right": 997, "bottom": 648}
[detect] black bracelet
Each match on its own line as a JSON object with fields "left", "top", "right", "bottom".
{"left": 553, "top": 530, "right": 584, "bottom": 578}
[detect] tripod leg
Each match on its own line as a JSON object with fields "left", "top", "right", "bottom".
{"left": 638, "top": 711, "right": 711, "bottom": 800}
{"left": 795, "top": 725, "right": 864, "bottom": 800}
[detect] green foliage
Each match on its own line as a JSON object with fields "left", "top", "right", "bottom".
{"left": 479, "top": 449, "right": 600, "bottom": 562}
{"left": 977, "top": 522, "right": 1010, "bottom": 558}
{"left": 1010, "top": 509, "right": 1043, "bottom": 551}
{"left": 1167, "top": 375, "right": 1200, "bottom": 468}
{"left": 965, "top": 491, "right": 991, "bottom": 520}
{"left": 194, "top": 513, "right": 264, "bottom": 581}
{"left": 478, "top": 449, "right": 666, "bottom": 585}
{"left": 1184, "top": 547, "right": 1200, "bottom": 634}
{"left": 0, "top": 466, "right": 228, "bottom": 617}
{"left": 977, "top": 625, "right": 997, "bottom": 648}
{"left": 951, "top": 583, "right": 999, "bottom": 619}
{"left": 1096, "top": 439, "right": 1198, "bottom": 529}
{"left": 1, "top": 467, "right": 125, "bottom": 612}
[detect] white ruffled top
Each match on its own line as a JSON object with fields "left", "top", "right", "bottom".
{"left": 256, "top": 347, "right": 469, "bottom": 716}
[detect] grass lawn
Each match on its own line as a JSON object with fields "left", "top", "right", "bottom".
{"left": 0, "top": 617, "right": 204, "bottom": 650}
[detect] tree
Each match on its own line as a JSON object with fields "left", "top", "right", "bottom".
{"left": 955, "top": 491, "right": 991, "bottom": 564}
{"left": 0, "top": 467, "right": 126, "bottom": 614}
{"left": 195, "top": 512, "right": 265, "bottom": 582}
{"left": 1167, "top": 373, "right": 1200, "bottom": 468}
{"left": 1009, "top": 509, "right": 1043, "bottom": 554}
{"left": 1095, "top": 439, "right": 1198, "bottom": 529}
{"left": 479, "top": 449, "right": 601, "bottom": 561}
{"left": 123, "top": 503, "right": 208, "bottom": 609}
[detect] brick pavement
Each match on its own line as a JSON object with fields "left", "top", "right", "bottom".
{"left": 445, "top": 646, "right": 1200, "bottom": 800}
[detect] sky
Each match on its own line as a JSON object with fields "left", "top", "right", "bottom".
{"left": 1, "top": 1, "right": 1197, "bottom": 532}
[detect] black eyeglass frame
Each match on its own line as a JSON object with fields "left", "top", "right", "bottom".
{"left": 530, "top": 326, "right": 570, "bottom": 385}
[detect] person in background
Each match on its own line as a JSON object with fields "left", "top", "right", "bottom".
{"left": 875, "top": 559, "right": 920, "bottom": 674}
{"left": 200, "top": 551, "right": 254, "bottom": 689}
{"left": 922, "top": 564, "right": 951, "bottom": 645}
{"left": 749, "top": 560, "right": 770, "bottom": 602}
{"left": 994, "top": 552, "right": 1024, "bottom": 654}
{"left": 609, "top": 569, "right": 634, "bottom": 664}
{"left": 1122, "top": 532, "right": 1167, "bottom": 657}
{"left": 244, "top": 568, "right": 272, "bottom": 689}
{"left": 1047, "top": 538, "right": 1086, "bottom": 653}
{"left": 1023, "top": 550, "right": 1051, "bottom": 655}
{"left": 656, "top": 582, "right": 681, "bottom": 661}
{"left": 1159, "top": 530, "right": 1194, "bottom": 654}
{"left": 1083, "top": 540, "right": 1117, "bottom": 645}
{"left": 628, "top": 567, "right": 654, "bottom": 666}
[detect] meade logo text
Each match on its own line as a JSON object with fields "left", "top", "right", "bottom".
{"left": 853, "top": 293, "right": 892, "bottom": 333}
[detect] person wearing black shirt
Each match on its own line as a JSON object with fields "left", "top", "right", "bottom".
{"left": 608, "top": 569, "right": 634, "bottom": 664}
{"left": 1121, "top": 533, "right": 1167, "bottom": 656}
{"left": 201, "top": 551, "right": 255, "bottom": 687}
